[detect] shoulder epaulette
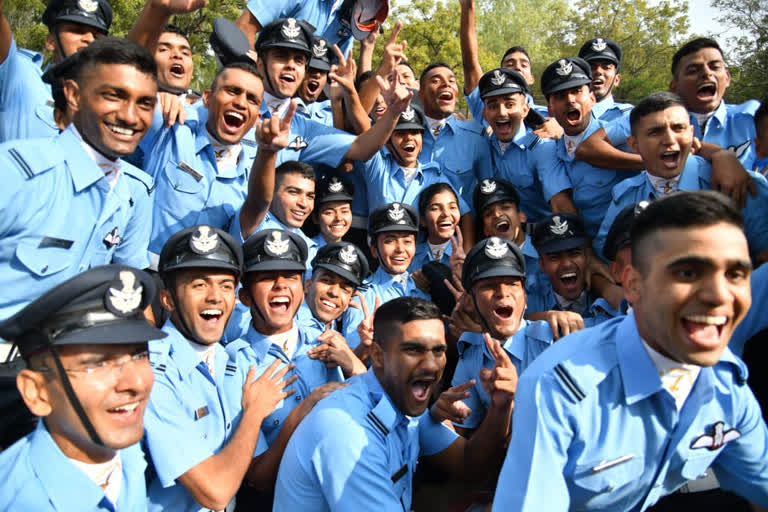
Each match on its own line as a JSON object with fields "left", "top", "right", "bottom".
{"left": 148, "top": 341, "right": 171, "bottom": 373}
{"left": 727, "top": 100, "right": 760, "bottom": 116}
{"left": 4, "top": 141, "right": 63, "bottom": 179}
{"left": 552, "top": 363, "right": 586, "bottom": 402}
{"left": 454, "top": 118, "right": 486, "bottom": 135}
{"left": 16, "top": 47, "right": 43, "bottom": 65}
{"left": 366, "top": 395, "right": 397, "bottom": 438}
{"left": 241, "top": 138, "right": 258, "bottom": 148}
{"left": 122, "top": 164, "right": 155, "bottom": 194}
{"left": 526, "top": 134, "right": 541, "bottom": 151}
{"left": 526, "top": 320, "right": 555, "bottom": 343}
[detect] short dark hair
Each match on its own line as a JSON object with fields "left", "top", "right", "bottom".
{"left": 396, "top": 60, "right": 415, "bottom": 74}
{"left": 630, "top": 92, "right": 687, "bottom": 135}
{"left": 211, "top": 60, "right": 261, "bottom": 89}
{"left": 74, "top": 37, "right": 157, "bottom": 82}
{"left": 162, "top": 23, "right": 188, "bottom": 39}
{"left": 418, "top": 182, "right": 459, "bottom": 216}
{"left": 419, "top": 62, "right": 453, "bottom": 84}
{"left": 755, "top": 98, "right": 768, "bottom": 136}
{"left": 355, "top": 70, "right": 376, "bottom": 91}
{"left": 671, "top": 38, "right": 724, "bottom": 77}
{"left": 501, "top": 46, "right": 531, "bottom": 66}
{"left": 275, "top": 160, "right": 316, "bottom": 188}
{"left": 373, "top": 297, "right": 441, "bottom": 346}
{"left": 630, "top": 191, "right": 744, "bottom": 273}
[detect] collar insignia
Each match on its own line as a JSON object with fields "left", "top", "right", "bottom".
{"left": 690, "top": 422, "right": 741, "bottom": 451}
{"left": 388, "top": 203, "right": 405, "bottom": 222}
{"left": 282, "top": 18, "right": 301, "bottom": 40}
{"left": 485, "top": 237, "right": 509, "bottom": 259}
{"left": 339, "top": 244, "right": 358, "bottom": 264}
{"left": 107, "top": 271, "right": 142, "bottom": 315}
{"left": 490, "top": 70, "right": 506, "bottom": 86}
{"left": 480, "top": 179, "right": 497, "bottom": 195}
{"left": 265, "top": 231, "right": 290, "bottom": 256}
{"left": 191, "top": 225, "right": 219, "bottom": 254}
{"left": 592, "top": 38, "right": 607, "bottom": 52}
{"left": 556, "top": 59, "right": 573, "bottom": 77}
{"left": 549, "top": 215, "right": 569, "bottom": 235}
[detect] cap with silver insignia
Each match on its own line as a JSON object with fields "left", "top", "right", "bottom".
{"left": 473, "top": 178, "right": 521, "bottom": 214}
{"left": 159, "top": 224, "right": 243, "bottom": 277}
{"left": 309, "top": 36, "right": 334, "bottom": 72}
{"left": 603, "top": 201, "right": 649, "bottom": 261}
{"left": 316, "top": 176, "right": 354, "bottom": 205}
{"left": 369, "top": 202, "right": 419, "bottom": 236}
{"left": 578, "top": 38, "right": 622, "bottom": 69}
{"left": 242, "top": 229, "right": 308, "bottom": 275}
{"left": 0, "top": 265, "right": 166, "bottom": 359}
{"left": 311, "top": 242, "right": 370, "bottom": 287}
{"left": 210, "top": 17, "right": 254, "bottom": 68}
{"left": 531, "top": 213, "right": 588, "bottom": 254}
{"left": 540, "top": 57, "right": 592, "bottom": 97}
{"left": 255, "top": 18, "right": 315, "bottom": 58}
{"left": 395, "top": 103, "right": 426, "bottom": 132}
{"left": 42, "top": 0, "right": 113, "bottom": 33}
{"left": 478, "top": 68, "right": 529, "bottom": 100}
{"left": 462, "top": 237, "right": 526, "bottom": 290}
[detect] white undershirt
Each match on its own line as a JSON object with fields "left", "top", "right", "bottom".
{"left": 70, "top": 125, "right": 120, "bottom": 191}
{"left": 207, "top": 128, "right": 242, "bottom": 174}
{"left": 563, "top": 130, "right": 588, "bottom": 160}
{"left": 268, "top": 324, "right": 299, "bottom": 360}
{"left": 646, "top": 172, "right": 681, "bottom": 196}
{"left": 400, "top": 166, "right": 417, "bottom": 184}
{"left": 641, "top": 338, "right": 701, "bottom": 410}
{"left": 425, "top": 115, "right": 447, "bottom": 138}
{"left": 69, "top": 453, "right": 122, "bottom": 505}
{"left": 187, "top": 339, "right": 217, "bottom": 376}
{"left": 693, "top": 110, "right": 716, "bottom": 132}
{"left": 428, "top": 240, "right": 450, "bottom": 260}
{"left": 263, "top": 90, "right": 291, "bottom": 117}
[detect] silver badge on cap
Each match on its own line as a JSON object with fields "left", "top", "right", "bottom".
{"left": 328, "top": 177, "right": 344, "bottom": 193}
{"left": 388, "top": 203, "right": 405, "bottom": 222}
{"left": 401, "top": 107, "right": 415, "bottom": 122}
{"left": 555, "top": 59, "right": 573, "bottom": 76}
{"left": 549, "top": 215, "right": 569, "bottom": 235}
{"left": 78, "top": 0, "right": 99, "bottom": 13}
{"left": 313, "top": 39, "right": 328, "bottom": 58}
{"left": 490, "top": 70, "right": 506, "bottom": 86}
{"left": 265, "top": 231, "right": 290, "bottom": 256}
{"left": 485, "top": 237, "right": 509, "bottom": 259}
{"left": 107, "top": 271, "right": 143, "bottom": 315}
{"left": 282, "top": 18, "right": 301, "bottom": 40}
{"left": 592, "top": 38, "right": 607, "bottom": 52}
{"left": 480, "top": 179, "right": 497, "bottom": 195}
{"left": 339, "top": 244, "right": 358, "bottom": 265}
{"left": 191, "top": 225, "right": 219, "bottom": 254}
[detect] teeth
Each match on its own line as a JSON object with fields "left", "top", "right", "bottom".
{"left": 321, "top": 299, "right": 338, "bottom": 309}
{"left": 684, "top": 315, "right": 727, "bottom": 326}
{"left": 272, "top": 297, "right": 290, "bottom": 304}
{"left": 111, "top": 402, "right": 139, "bottom": 413}
{"left": 201, "top": 309, "right": 222, "bottom": 315}
{"left": 280, "top": 74, "right": 295, "bottom": 82}
{"left": 226, "top": 111, "right": 244, "bottom": 121}
{"left": 108, "top": 124, "right": 134, "bottom": 136}
{"left": 560, "top": 272, "right": 577, "bottom": 279}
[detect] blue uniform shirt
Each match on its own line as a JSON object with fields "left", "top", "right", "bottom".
{"left": 144, "top": 322, "right": 264, "bottom": 512}
{"left": 301, "top": 99, "right": 334, "bottom": 126}
{"left": 591, "top": 95, "right": 633, "bottom": 122}
{"left": 729, "top": 263, "right": 768, "bottom": 358}
{"left": 492, "top": 313, "right": 768, "bottom": 511}
{"left": 0, "top": 420, "right": 148, "bottom": 512}
{"left": 593, "top": 156, "right": 768, "bottom": 260}
{"left": 0, "top": 38, "right": 58, "bottom": 142}
{"left": 296, "top": 301, "right": 333, "bottom": 341}
{"left": 605, "top": 100, "right": 759, "bottom": 169}
{"left": 273, "top": 368, "right": 459, "bottom": 511}
{"left": 409, "top": 238, "right": 452, "bottom": 272}
{"left": 226, "top": 324, "right": 344, "bottom": 446}
{"left": 452, "top": 321, "right": 554, "bottom": 429}
{"left": 0, "top": 126, "right": 153, "bottom": 319}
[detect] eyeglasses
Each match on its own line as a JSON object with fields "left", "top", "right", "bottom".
{"left": 36, "top": 350, "right": 150, "bottom": 378}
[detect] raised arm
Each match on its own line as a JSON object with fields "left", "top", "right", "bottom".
{"left": 358, "top": 21, "right": 406, "bottom": 115}
{"left": 574, "top": 127, "right": 644, "bottom": 170}
{"left": 459, "top": 0, "right": 483, "bottom": 96}
{"left": 127, "top": 0, "right": 206, "bottom": 51}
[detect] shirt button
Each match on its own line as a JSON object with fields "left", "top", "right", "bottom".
{"left": 273, "top": 419, "right": 280, "bottom": 426}
{"left": 295, "top": 395, "right": 302, "bottom": 401}
{"left": 226, "top": 422, "right": 231, "bottom": 430}
{"left": 41, "top": 265, "right": 48, "bottom": 273}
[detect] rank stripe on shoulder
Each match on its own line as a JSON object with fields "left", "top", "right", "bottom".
{"left": 367, "top": 411, "right": 390, "bottom": 436}
{"left": 554, "top": 364, "right": 585, "bottom": 402}
{"left": 527, "top": 136, "right": 541, "bottom": 151}
{"left": 8, "top": 148, "right": 34, "bottom": 178}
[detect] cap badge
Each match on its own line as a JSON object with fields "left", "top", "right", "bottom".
{"left": 550, "top": 215, "right": 570, "bottom": 235}
{"left": 388, "top": 203, "right": 405, "bottom": 222}
{"left": 592, "top": 38, "right": 607, "bottom": 52}
{"left": 107, "top": 271, "right": 143, "bottom": 315}
{"left": 401, "top": 107, "right": 415, "bottom": 122}
{"left": 78, "top": 0, "right": 99, "bottom": 13}
{"left": 191, "top": 225, "right": 218, "bottom": 254}
{"left": 282, "top": 18, "right": 301, "bottom": 40}
{"left": 485, "top": 237, "right": 509, "bottom": 259}
{"left": 490, "top": 70, "right": 506, "bottom": 86}
{"left": 265, "top": 231, "right": 290, "bottom": 256}
{"left": 313, "top": 39, "right": 328, "bottom": 58}
{"left": 555, "top": 59, "right": 573, "bottom": 77}
{"left": 328, "top": 178, "right": 344, "bottom": 193}
{"left": 480, "top": 179, "right": 497, "bottom": 195}
{"left": 339, "top": 245, "right": 358, "bottom": 264}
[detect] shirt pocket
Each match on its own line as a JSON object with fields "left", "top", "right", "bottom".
{"left": 681, "top": 453, "right": 717, "bottom": 481}
{"left": 15, "top": 241, "right": 75, "bottom": 277}
{"left": 166, "top": 160, "right": 206, "bottom": 195}
{"left": 570, "top": 454, "right": 645, "bottom": 509}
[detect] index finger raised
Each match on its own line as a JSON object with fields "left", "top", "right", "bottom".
{"left": 386, "top": 20, "right": 402, "bottom": 44}
{"left": 484, "top": 332, "right": 513, "bottom": 369}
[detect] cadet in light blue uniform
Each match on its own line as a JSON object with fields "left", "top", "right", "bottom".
{"left": 410, "top": 182, "right": 461, "bottom": 272}
{"left": 541, "top": 56, "right": 626, "bottom": 237}
{"left": 578, "top": 38, "right": 633, "bottom": 122}
{"left": 0, "top": 38, "right": 156, "bottom": 319}
{"left": 452, "top": 237, "right": 554, "bottom": 431}
{"left": 0, "top": 265, "right": 166, "bottom": 512}
{"left": 341, "top": 203, "right": 430, "bottom": 349}
{"left": 296, "top": 36, "right": 334, "bottom": 126}
{"left": 275, "top": 297, "right": 517, "bottom": 511}
{"left": 475, "top": 67, "right": 575, "bottom": 223}
{"left": 0, "top": 0, "right": 112, "bottom": 142}
{"left": 493, "top": 192, "right": 768, "bottom": 511}
{"left": 310, "top": 176, "right": 354, "bottom": 250}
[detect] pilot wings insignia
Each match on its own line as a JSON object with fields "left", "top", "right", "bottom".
{"left": 266, "top": 231, "right": 290, "bottom": 256}
{"left": 339, "top": 245, "right": 358, "bottom": 264}
{"left": 549, "top": 215, "right": 569, "bottom": 235}
{"left": 556, "top": 59, "right": 573, "bottom": 76}
{"left": 107, "top": 271, "right": 143, "bottom": 315}
{"left": 727, "top": 140, "right": 751, "bottom": 159}
{"left": 288, "top": 136, "right": 308, "bottom": 150}
{"left": 388, "top": 203, "right": 405, "bottom": 222}
{"left": 282, "top": 18, "right": 301, "bottom": 40}
{"left": 191, "top": 225, "right": 219, "bottom": 254}
{"left": 490, "top": 70, "right": 506, "bottom": 86}
{"left": 690, "top": 422, "right": 741, "bottom": 451}
{"left": 592, "top": 38, "right": 607, "bottom": 52}
{"left": 485, "top": 237, "right": 509, "bottom": 259}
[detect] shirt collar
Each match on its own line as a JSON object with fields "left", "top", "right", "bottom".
{"left": 362, "top": 369, "right": 409, "bottom": 427}
{"left": 616, "top": 312, "right": 666, "bottom": 404}
{"left": 162, "top": 320, "right": 225, "bottom": 378}
{"left": 503, "top": 319, "right": 530, "bottom": 361}
{"left": 61, "top": 125, "right": 116, "bottom": 192}
{"left": 591, "top": 94, "right": 615, "bottom": 119}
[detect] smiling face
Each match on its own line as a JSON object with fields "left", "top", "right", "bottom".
{"left": 628, "top": 105, "right": 694, "bottom": 180}
{"left": 204, "top": 67, "right": 263, "bottom": 145}
{"left": 271, "top": 172, "right": 316, "bottom": 228}
{"left": 394, "top": 63, "right": 418, "bottom": 89}
{"left": 154, "top": 31, "right": 194, "bottom": 90}
{"left": 538, "top": 247, "right": 588, "bottom": 300}
{"left": 241, "top": 270, "right": 304, "bottom": 335}
{"left": 501, "top": 51, "right": 535, "bottom": 85}
{"left": 626, "top": 223, "right": 751, "bottom": 366}
{"left": 161, "top": 269, "right": 237, "bottom": 344}
{"left": 419, "top": 66, "right": 458, "bottom": 119}
{"left": 589, "top": 59, "right": 620, "bottom": 102}
{"left": 421, "top": 190, "right": 460, "bottom": 244}
{"left": 483, "top": 93, "right": 529, "bottom": 142}
{"left": 547, "top": 84, "right": 595, "bottom": 136}
{"left": 472, "top": 276, "right": 526, "bottom": 340}
{"left": 481, "top": 201, "right": 526, "bottom": 244}
{"left": 372, "top": 318, "right": 446, "bottom": 417}
{"left": 46, "top": 22, "right": 104, "bottom": 62}
{"left": 306, "top": 268, "right": 355, "bottom": 325}
{"left": 670, "top": 47, "right": 730, "bottom": 114}
{"left": 259, "top": 47, "right": 308, "bottom": 98}
{"left": 315, "top": 201, "right": 352, "bottom": 243}
{"left": 388, "top": 129, "right": 423, "bottom": 168}
{"left": 69, "top": 63, "right": 157, "bottom": 158}
{"left": 371, "top": 231, "right": 416, "bottom": 275}
{"left": 299, "top": 67, "right": 328, "bottom": 104}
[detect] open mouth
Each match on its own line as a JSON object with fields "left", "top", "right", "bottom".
{"left": 290, "top": 208, "right": 309, "bottom": 221}
{"left": 389, "top": 256, "right": 408, "bottom": 268}
{"left": 494, "top": 118, "right": 514, "bottom": 136}
{"left": 306, "top": 79, "right": 321, "bottom": 94}
{"left": 280, "top": 73, "right": 297, "bottom": 85}
{"left": 494, "top": 218, "right": 511, "bottom": 235}
{"left": 375, "top": 105, "right": 387, "bottom": 115}
{"left": 566, "top": 107, "right": 581, "bottom": 123}
{"left": 438, "top": 90, "right": 454, "bottom": 103}
{"left": 592, "top": 77, "right": 604, "bottom": 88}
{"left": 222, "top": 110, "right": 245, "bottom": 132}
{"left": 107, "top": 401, "right": 141, "bottom": 420}
{"left": 319, "top": 298, "right": 339, "bottom": 314}
{"left": 661, "top": 150, "right": 681, "bottom": 170}
{"left": 400, "top": 142, "right": 418, "bottom": 157}
{"left": 681, "top": 314, "right": 727, "bottom": 347}
{"left": 493, "top": 305, "right": 514, "bottom": 320}
{"left": 106, "top": 122, "right": 137, "bottom": 140}
{"left": 269, "top": 296, "right": 291, "bottom": 313}
{"left": 437, "top": 220, "right": 454, "bottom": 233}
{"left": 697, "top": 83, "right": 717, "bottom": 101}
{"left": 410, "top": 376, "right": 436, "bottom": 403}
{"left": 169, "top": 63, "right": 185, "bottom": 78}
{"left": 558, "top": 271, "right": 580, "bottom": 292}
{"left": 199, "top": 308, "right": 223, "bottom": 326}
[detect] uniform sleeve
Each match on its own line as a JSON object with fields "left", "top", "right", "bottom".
{"left": 451, "top": 345, "right": 487, "bottom": 430}
{"left": 245, "top": 0, "right": 302, "bottom": 25}
{"left": 741, "top": 173, "right": 768, "bottom": 256}
{"left": 0, "top": 38, "right": 20, "bottom": 108}
{"left": 464, "top": 86, "right": 484, "bottom": 124}
{"left": 137, "top": 102, "right": 168, "bottom": 156}
{"left": 592, "top": 196, "right": 623, "bottom": 262}
{"left": 297, "top": 117, "right": 356, "bottom": 168}
{"left": 112, "top": 177, "right": 152, "bottom": 269}
{"left": 353, "top": 149, "right": 385, "bottom": 184}
{"left": 341, "top": 300, "right": 366, "bottom": 350}
{"left": 492, "top": 371, "right": 573, "bottom": 512}
{"left": 419, "top": 412, "right": 459, "bottom": 456}
{"left": 533, "top": 140, "right": 572, "bottom": 202}
{"left": 604, "top": 114, "right": 631, "bottom": 148}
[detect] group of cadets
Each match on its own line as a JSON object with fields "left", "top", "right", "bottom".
{"left": 0, "top": 0, "right": 767, "bottom": 510}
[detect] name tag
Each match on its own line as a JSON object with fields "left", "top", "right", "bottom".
{"left": 177, "top": 161, "right": 203, "bottom": 181}
{"left": 391, "top": 464, "right": 408, "bottom": 483}
{"left": 194, "top": 405, "right": 209, "bottom": 420}
{"left": 38, "top": 236, "right": 74, "bottom": 250}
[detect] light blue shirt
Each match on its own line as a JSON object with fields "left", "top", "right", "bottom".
{"left": 591, "top": 95, "right": 633, "bottom": 122}
{"left": 144, "top": 321, "right": 263, "bottom": 512}
{"left": 0, "top": 38, "right": 58, "bottom": 142}
{"left": 492, "top": 312, "right": 768, "bottom": 511}
{"left": 409, "top": 238, "right": 453, "bottom": 272}
{"left": 226, "top": 324, "right": 344, "bottom": 446}
{"left": 729, "top": 264, "right": 768, "bottom": 358}
{"left": 0, "top": 126, "right": 153, "bottom": 319}
{"left": 593, "top": 155, "right": 768, "bottom": 260}
{"left": 605, "top": 100, "right": 759, "bottom": 169}
{"left": 273, "top": 368, "right": 459, "bottom": 511}
{"left": 302, "top": 99, "right": 334, "bottom": 126}
{"left": 452, "top": 321, "right": 554, "bottom": 429}
{"left": 0, "top": 420, "right": 148, "bottom": 512}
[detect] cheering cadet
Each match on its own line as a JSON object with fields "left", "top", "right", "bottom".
{"left": 578, "top": 37, "right": 633, "bottom": 122}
